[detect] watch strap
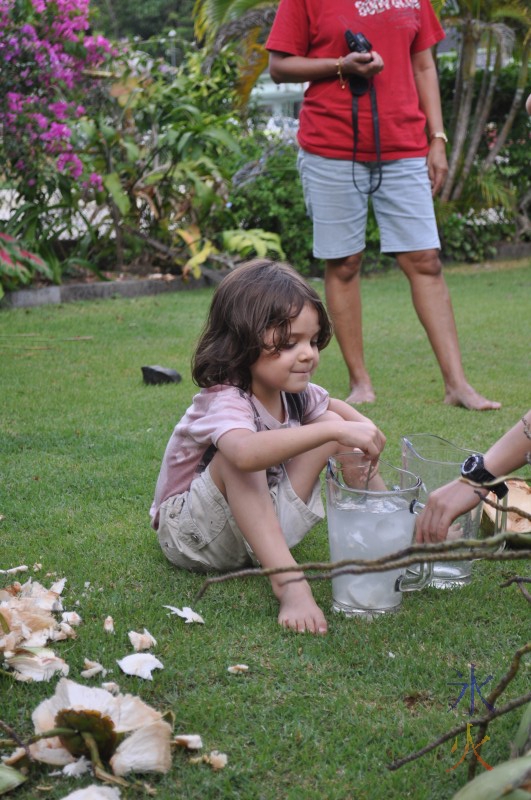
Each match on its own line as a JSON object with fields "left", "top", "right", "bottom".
{"left": 461, "top": 455, "right": 508, "bottom": 499}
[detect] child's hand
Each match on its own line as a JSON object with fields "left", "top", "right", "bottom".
{"left": 337, "top": 421, "right": 386, "bottom": 460}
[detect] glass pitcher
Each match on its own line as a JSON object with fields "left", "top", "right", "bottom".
{"left": 326, "top": 453, "right": 432, "bottom": 618}
{"left": 401, "top": 433, "right": 483, "bottom": 589}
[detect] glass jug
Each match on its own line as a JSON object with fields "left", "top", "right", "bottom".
{"left": 401, "top": 433, "right": 483, "bottom": 589}
{"left": 326, "top": 453, "right": 432, "bottom": 617}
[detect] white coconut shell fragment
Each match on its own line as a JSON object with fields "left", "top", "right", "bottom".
{"left": 62, "top": 756, "right": 92, "bottom": 777}
{"left": 116, "top": 653, "right": 164, "bottom": 680}
{"left": 163, "top": 605, "right": 204, "bottom": 624}
{"left": 58, "top": 785, "right": 122, "bottom": 800}
{"left": 103, "top": 616, "right": 115, "bottom": 633}
{"left": 109, "top": 719, "right": 172, "bottom": 776}
{"left": 62, "top": 611, "right": 82, "bottom": 626}
{"left": 101, "top": 681, "right": 120, "bottom": 695}
{"left": 0, "top": 565, "right": 28, "bottom": 575}
{"left": 190, "top": 750, "right": 228, "bottom": 770}
{"left": 128, "top": 628, "right": 157, "bottom": 651}
{"left": 80, "top": 658, "right": 107, "bottom": 679}
{"left": 173, "top": 734, "right": 203, "bottom": 750}
{"left": 227, "top": 664, "right": 249, "bottom": 674}
{"left": 483, "top": 478, "right": 531, "bottom": 535}
{"left": 6, "top": 647, "right": 69, "bottom": 682}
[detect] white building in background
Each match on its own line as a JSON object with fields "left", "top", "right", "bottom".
{"left": 251, "top": 71, "right": 307, "bottom": 134}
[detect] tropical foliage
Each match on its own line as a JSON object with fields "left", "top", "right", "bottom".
{"left": 0, "top": 233, "right": 52, "bottom": 297}
{"left": 438, "top": 0, "right": 531, "bottom": 208}
{"left": 0, "top": 2, "right": 283, "bottom": 280}
{"left": 194, "top": 0, "right": 531, "bottom": 247}
{"left": 1, "top": 0, "right": 529, "bottom": 288}
{"left": 90, "top": 0, "right": 194, "bottom": 40}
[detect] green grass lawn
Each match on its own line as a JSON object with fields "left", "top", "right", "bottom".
{"left": 1, "top": 260, "right": 530, "bottom": 799}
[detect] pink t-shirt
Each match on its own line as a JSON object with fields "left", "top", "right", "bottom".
{"left": 150, "top": 383, "right": 329, "bottom": 528}
{"left": 266, "top": 0, "right": 445, "bottom": 161}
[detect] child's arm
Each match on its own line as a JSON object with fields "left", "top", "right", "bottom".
{"left": 327, "top": 397, "right": 379, "bottom": 425}
{"left": 216, "top": 416, "right": 385, "bottom": 472}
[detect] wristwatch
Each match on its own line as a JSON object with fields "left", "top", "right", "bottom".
{"left": 460, "top": 454, "right": 508, "bottom": 499}
{"left": 430, "top": 131, "right": 448, "bottom": 143}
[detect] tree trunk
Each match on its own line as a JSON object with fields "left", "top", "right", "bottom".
{"left": 451, "top": 38, "right": 500, "bottom": 201}
{"left": 481, "top": 38, "right": 530, "bottom": 170}
{"left": 441, "top": 18, "right": 479, "bottom": 202}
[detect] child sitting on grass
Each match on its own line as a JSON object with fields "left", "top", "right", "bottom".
{"left": 150, "top": 259, "right": 386, "bottom": 634}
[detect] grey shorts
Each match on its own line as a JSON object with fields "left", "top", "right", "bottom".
{"left": 157, "top": 465, "right": 325, "bottom": 573}
{"left": 297, "top": 150, "right": 441, "bottom": 258}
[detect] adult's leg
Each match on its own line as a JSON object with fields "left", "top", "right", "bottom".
{"left": 208, "top": 451, "right": 328, "bottom": 634}
{"left": 396, "top": 249, "right": 500, "bottom": 410}
{"left": 325, "top": 254, "right": 376, "bottom": 404}
{"left": 298, "top": 150, "right": 373, "bottom": 404}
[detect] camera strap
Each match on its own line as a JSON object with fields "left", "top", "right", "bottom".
{"left": 350, "top": 81, "right": 382, "bottom": 195}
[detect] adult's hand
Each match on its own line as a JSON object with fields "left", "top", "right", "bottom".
{"left": 414, "top": 479, "right": 484, "bottom": 543}
{"left": 427, "top": 140, "right": 448, "bottom": 197}
{"left": 342, "top": 50, "right": 384, "bottom": 79}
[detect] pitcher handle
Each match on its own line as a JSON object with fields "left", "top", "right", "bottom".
{"left": 395, "top": 500, "right": 433, "bottom": 592}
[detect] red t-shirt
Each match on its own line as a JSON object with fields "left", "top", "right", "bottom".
{"left": 266, "top": 0, "right": 445, "bottom": 161}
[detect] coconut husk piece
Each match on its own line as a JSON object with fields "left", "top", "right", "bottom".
{"left": 482, "top": 478, "right": 531, "bottom": 543}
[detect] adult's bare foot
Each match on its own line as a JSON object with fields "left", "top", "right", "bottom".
{"left": 346, "top": 383, "right": 376, "bottom": 405}
{"left": 444, "top": 384, "right": 501, "bottom": 411}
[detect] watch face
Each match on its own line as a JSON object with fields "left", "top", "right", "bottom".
{"left": 462, "top": 454, "right": 481, "bottom": 476}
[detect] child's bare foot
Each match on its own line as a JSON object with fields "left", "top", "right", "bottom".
{"left": 444, "top": 383, "right": 501, "bottom": 411}
{"left": 275, "top": 579, "right": 327, "bottom": 634}
{"left": 346, "top": 382, "right": 376, "bottom": 405}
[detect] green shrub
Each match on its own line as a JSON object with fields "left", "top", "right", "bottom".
{"left": 216, "top": 138, "right": 397, "bottom": 275}
{"left": 439, "top": 209, "right": 515, "bottom": 263}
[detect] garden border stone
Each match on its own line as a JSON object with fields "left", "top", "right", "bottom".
{"left": 1, "top": 244, "right": 529, "bottom": 310}
{"left": 0, "top": 268, "right": 227, "bottom": 310}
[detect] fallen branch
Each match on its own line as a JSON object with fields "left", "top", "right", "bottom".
{"left": 388, "top": 689, "right": 531, "bottom": 771}
{"left": 468, "top": 642, "right": 531, "bottom": 779}
{"left": 500, "top": 576, "right": 531, "bottom": 604}
{"left": 387, "top": 641, "right": 531, "bottom": 773}
{"left": 195, "top": 531, "right": 531, "bottom": 599}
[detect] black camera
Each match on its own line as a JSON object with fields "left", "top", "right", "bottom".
{"left": 344, "top": 30, "right": 372, "bottom": 96}
{"left": 345, "top": 30, "right": 372, "bottom": 55}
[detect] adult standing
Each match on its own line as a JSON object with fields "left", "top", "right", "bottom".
{"left": 266, "top": 0, "right": 500, "bottom": 410}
